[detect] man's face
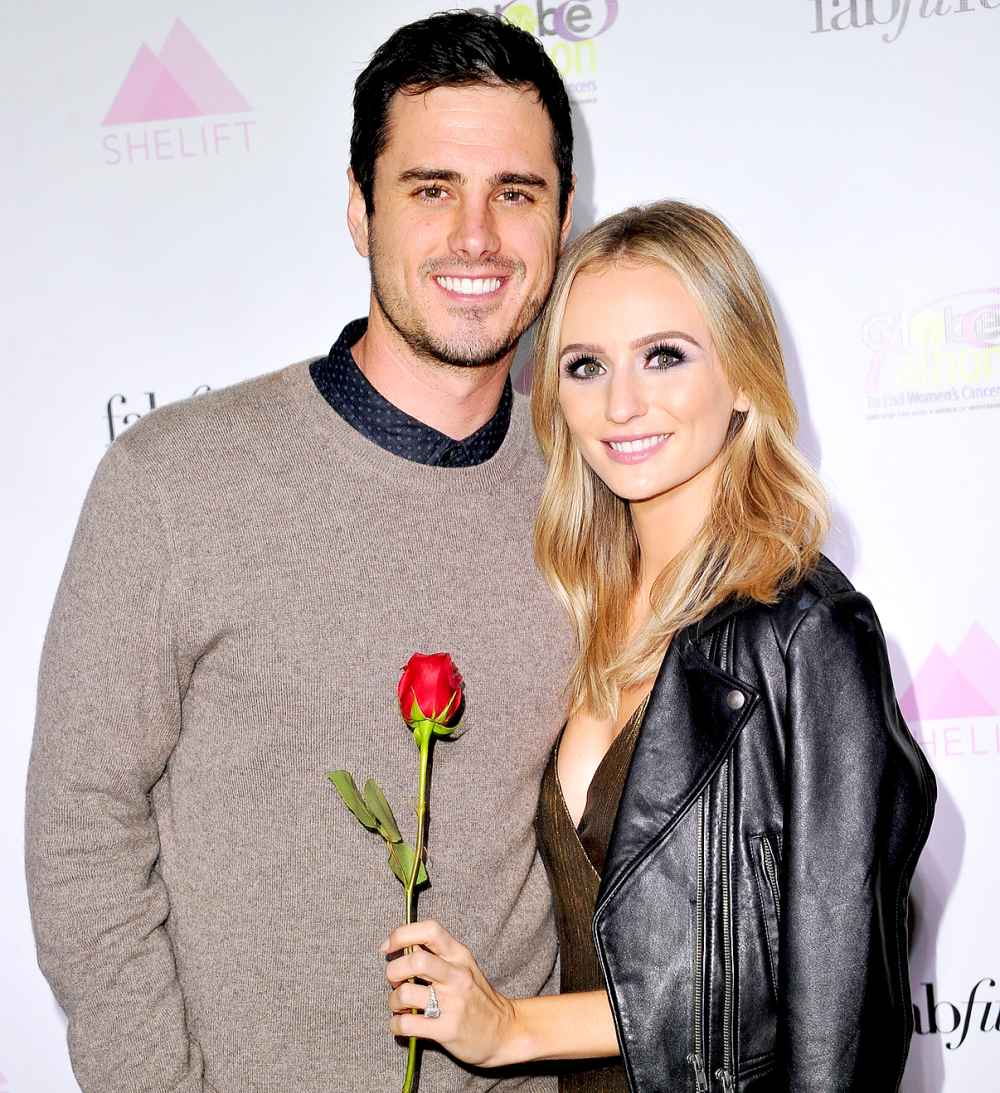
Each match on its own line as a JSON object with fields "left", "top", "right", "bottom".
{"left": 348, "top": 82, "right": 572, "bottom": 369}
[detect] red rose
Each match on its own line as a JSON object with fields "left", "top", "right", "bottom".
{"left": 397, "top": 652, "right": 464, "bottom": 732}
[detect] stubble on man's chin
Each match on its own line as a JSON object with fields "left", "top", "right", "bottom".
{"left": 366, "top": 236, "right": 549, "bottom": 371}
{"left": 372, "top": 277, "right": 541, "bottom": 370}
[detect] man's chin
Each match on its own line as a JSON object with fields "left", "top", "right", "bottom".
{"left": 421, "top": 337, "right": 518, "bottom": 370}
{"left": 406, "top": 317, "right": 523, "bottom": 369}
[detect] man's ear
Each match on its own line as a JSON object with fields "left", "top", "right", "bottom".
{"left": 559, "top": 174, "right": 576, "bottom": 250}
{"left": 347, "top": 168, "right": 370, "bottom": 258}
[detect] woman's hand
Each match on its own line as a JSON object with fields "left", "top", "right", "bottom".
{"left": 382, "top": 919, "right": 518, "bottom": 1067}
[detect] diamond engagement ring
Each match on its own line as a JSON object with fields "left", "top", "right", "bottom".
{"left": 425, "top": 984, "right": 441, "bottom": 1020}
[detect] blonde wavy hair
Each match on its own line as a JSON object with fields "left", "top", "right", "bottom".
{"left": 532, "top": 201, "right": 829, "bottom": 720}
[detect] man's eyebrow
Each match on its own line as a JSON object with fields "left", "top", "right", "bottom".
{"left": 396, "top": 168, "right": 549, "bottom": 190}
{"left": 489, "top": 171, "right": 548, "bottom": 189}
{"left": 398, "top": 168, "right": 466, "bottom": 185}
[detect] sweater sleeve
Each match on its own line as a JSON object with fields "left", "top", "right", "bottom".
{"left": 779, "top": 591, "right": 934, "bottom": 1092}
{"left": 25, "top": 439, "right": 204, "bottom": 1092}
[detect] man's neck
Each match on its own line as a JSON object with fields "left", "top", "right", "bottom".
{"left": 352, "top": 306, "right": 514, "bottom": 442}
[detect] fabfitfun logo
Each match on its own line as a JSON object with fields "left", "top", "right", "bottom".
{"left": 468, "top": 1, "right": 619, "bottom": 104}
{"left": 913, "top": 979, "right": 1000, "bottom": 1050}
{"left": 101, "top": 19, "right": 255, "bottom": 166}
{"left": 863, "top": 289, "right": 1000, "bottom": 421}
{"left": 106, "top": 385, "right": 211, "bottom": 445}
{"left": 810, "top": 0, "right": 998, "bottom": 44}
{"left": 901, "top": 624, "right": 1000, "bottom": 760}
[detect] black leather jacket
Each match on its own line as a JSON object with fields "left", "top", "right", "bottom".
{"left": 593, "top": 557, "right": 935, "bottom": 1093}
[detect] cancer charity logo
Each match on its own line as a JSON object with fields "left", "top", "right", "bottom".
{"left": 101, "top": 18, "right": 254, "bottom": 166}
{"left": 901, "top": 624, "right": 1000, "bottom": 760}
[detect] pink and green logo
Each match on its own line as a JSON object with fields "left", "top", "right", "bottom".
{"left": 102, "top": 18, "right": 250, "bottom": 126}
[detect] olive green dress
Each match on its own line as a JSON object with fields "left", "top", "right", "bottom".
{"left": 535, "top": 697, "right": 648, "bottom": 1092}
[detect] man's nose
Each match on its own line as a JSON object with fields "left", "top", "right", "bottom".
{"left": 448, "top": 198, "right": 501, "bottom": 261}
{"left": 606, "top": 367, "right": 646, "bottom": 424}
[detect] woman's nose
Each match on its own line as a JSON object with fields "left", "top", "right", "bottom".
{"left": 605, "top": 367, "right": 646, "bottom": 424}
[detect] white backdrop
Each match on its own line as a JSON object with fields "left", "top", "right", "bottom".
{"left": 3, "top": 3, "right": 998, "bottom": 1090}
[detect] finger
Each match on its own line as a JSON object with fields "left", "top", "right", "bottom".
{"left": 391, "top": 1012, "right": 448, "bottom": 1041}
{"left": 385, "top": 947, "right": 452, "bottom": 987}
{"left": 388, "top": 981, "right": 434, "bottom": 1014}
{"left": 382, "top": 919, "right": 468, "bottom": 962}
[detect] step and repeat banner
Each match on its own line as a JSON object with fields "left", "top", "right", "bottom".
{"left": 3, "top": 3, "right": 997, "bottom": 1090}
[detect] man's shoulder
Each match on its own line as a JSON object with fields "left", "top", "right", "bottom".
{"left": 113, "top": 358, "right": 318, "bottom": 467}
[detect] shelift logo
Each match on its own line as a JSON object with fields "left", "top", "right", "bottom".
{"left": 901, "top": 624, "right": 1000, "bottom": 761}
{"left": 106, "top": 386, "right": 211, "bottom": 444}
{"left": 863, "top": 289, "right": 1000, "bottom": 421}
{"left": 101, "top": 19, "right": 255, "bottom": 166}
{"left": 810, "top": 0, "right": 998, "bottom": 44}
{"left": 913, "top": 980, "right": 1000, "bottom": 1050}
{"left": 467, "top": 1, "right": 619, "bottom": 105}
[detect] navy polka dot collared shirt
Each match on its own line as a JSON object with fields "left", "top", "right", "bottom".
{"left": 309, "top": 318, "right": 513, "bottom": 467}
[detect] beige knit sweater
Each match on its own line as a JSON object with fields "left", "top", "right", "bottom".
{"left": 26, "top": 361, "right": 574, "bottom": 1093}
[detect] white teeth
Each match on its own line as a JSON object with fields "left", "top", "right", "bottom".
{"left": 608, "top": 434, "right": 667, "bottom": 453}
{"left": 435, "top": 276, "right": 502, "bottom": 295}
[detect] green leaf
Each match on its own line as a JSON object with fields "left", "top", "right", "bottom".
{"left": 388, "top": 839, "right": 429, "bottom": 887}
{"left": 327, "top": 770, "right": 379, "bottom": 831}
{"left": 363, "top": 779, "right": 402, "bottom": 843}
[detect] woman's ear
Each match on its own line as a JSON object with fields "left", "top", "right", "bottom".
{"left": 734, "top": 390, "right": 751, "bottom": 414}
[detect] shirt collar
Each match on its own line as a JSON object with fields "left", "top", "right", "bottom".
{"left": 310, "top": 318, "right": 513, "bottom": 467}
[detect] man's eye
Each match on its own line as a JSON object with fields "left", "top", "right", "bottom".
{"left": 499, "top": 190, "right": 530, "bottom": 204}
{"left": 418, "top": 186, "right": 447, "bottom": 200}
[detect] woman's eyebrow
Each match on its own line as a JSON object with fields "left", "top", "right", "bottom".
{"left": 559, "top": 331, "right": 704, "bottom": 358}
{"left": 631, "top": 330, "right": 704, "bottom": 351}
{"left": 559, "top": 342, "right": 603, "bottom": 358}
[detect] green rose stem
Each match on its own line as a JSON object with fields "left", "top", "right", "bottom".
{"left": 401, "top": 718, "right": 433, "bottom": 1093}
{"left": 329, "top": 653, "right": 462, "bottom": 1093}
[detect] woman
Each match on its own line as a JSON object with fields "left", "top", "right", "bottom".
{"left": 383, "top": 202, "right": 936, "bottom": 1091}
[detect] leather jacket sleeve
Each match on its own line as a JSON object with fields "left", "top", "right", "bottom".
{"left": 780, "top": 590, "right": 935, "bottom": 1091}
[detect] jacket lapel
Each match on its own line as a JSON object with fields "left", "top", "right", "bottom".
{"left": 596, "top": 628, "right": 757, "bottom": 912}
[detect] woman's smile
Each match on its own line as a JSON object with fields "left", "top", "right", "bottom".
{"left": 603, "top": 432, "right": 672, "bottom": 462}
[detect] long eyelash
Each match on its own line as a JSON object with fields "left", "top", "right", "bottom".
{"left": 561, "top": 354, "right": 601, "bottom": 378}
{"left": 645, "top": 341, "right": 688, "bottom": 367}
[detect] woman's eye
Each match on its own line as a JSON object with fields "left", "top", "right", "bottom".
{"left": 566, "top": 358, "right": 604, "bottom": 379}
{"left": 647, "top": 346, "right": 686, "bottom": 369}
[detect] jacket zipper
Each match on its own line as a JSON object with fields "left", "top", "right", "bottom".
{"left": 716, "top": 757, "right": 736, "bottom": 1090}
{"left": 687, "top": 1052, "right": 710, "bottom": 1092}
{"left": 687, "top": 794, "right": 709, "bottom": 1092}
{"left": 715, "top": 1069, "right": 736, "bottom": 1093}
{"left": 716, "top": 621, "right": 737, "bottom": 1093}
{"left": 760, "top": 834, "right": 780, "bottom": 917}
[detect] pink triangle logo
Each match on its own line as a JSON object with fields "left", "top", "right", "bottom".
{"left": 102, "top": 19, "right": 251, "bottom": 126}
{"left": 899, "top": 626, "right": 1000, "bottom": 721}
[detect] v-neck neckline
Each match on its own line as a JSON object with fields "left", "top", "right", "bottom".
{"left": 555, "top": 693, "right": 651, "bottom": 836}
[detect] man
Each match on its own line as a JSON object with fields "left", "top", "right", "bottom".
{"left": 26, "top": 13, "right": 574, "bottom": 1093}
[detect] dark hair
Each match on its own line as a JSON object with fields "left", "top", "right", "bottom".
{"left": 351, "top": 11, "right": 573, "bottom": 221}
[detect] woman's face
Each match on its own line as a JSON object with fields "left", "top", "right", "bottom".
{"left": 557, "top": 260, "right": 748, "bottom": 505}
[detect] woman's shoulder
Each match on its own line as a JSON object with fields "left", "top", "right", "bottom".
{"left": 744, "top": 554, "right": 884, "bottom": 657}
